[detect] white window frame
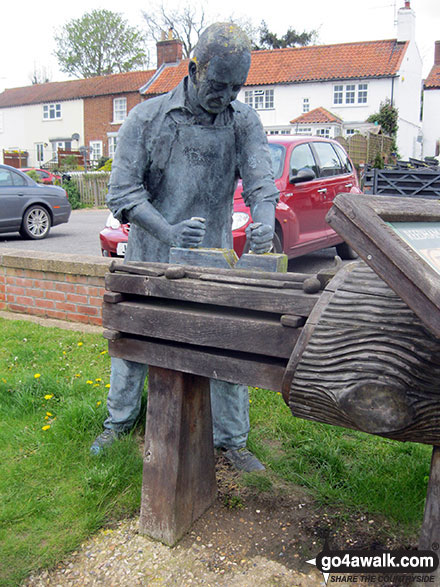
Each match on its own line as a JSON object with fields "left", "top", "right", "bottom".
{"left": 302, "top": 98, "right": 310, "bottom": 113}
{"left": 244, "top": 88, "right": 274, "bottom": 110}
{"left": 90, "top": 141, "right": 103, "bottom": 162}
{"left": 43, "top": 103, "right": 61, "bottom": 120}
{"left": 316, "top": 128, "right": 330, "bottom": 138}
{"left": 113, "top": 97, "right": 127, "bottom": 123}
{"left": 333, "top": 83, "right": 369, "bottom": 106}
{"left": 296, "top": 127, "right": 312, "bottom": 135}
{"left": 108, "top": 135, "right": 118, "bottom": 157}
{"left": 36, "top": 143, "right": 44, "bottom": 164}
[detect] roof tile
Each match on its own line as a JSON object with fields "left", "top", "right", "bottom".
{"left": 425, "top": 64, "right": 440, "bottom": 89}
{"left": 0, "top": 70, "right": 155, "bottom": 108}
{"left": 290, "top": 107, "right": 342, "bottom": 124}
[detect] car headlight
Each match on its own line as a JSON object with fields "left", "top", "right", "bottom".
{"left": 105, "top": 213, "right": 121, "bottom": 230}
{"left": 232, "top": 212, "right": 250, "bottom": 231}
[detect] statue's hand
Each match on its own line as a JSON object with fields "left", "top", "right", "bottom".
{"left": 170, "top": 217, "right": 206, "bottom": 248}
{"left": 246, "top": 222, "right": 274, "bottom": 254}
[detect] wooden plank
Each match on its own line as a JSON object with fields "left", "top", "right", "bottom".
{"left": 108, "top": 336, "right": 285, "bottom": 391}
{"left": 105, "top": 273, "right": 319, "bottom": 317}
{"left": 327, "top": 194, "right": 440, "bottom": 338}
{"left": 419, "top": 446, "right": 440, "bottom": 553}
{"left": 103, "top": 300, "right": 300, "bottom": 359}
{"left": 139, "top": 367, "right": 217, "bottom": 545}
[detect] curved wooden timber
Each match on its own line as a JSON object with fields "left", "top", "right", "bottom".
{"left": 283, "top": 261, "right": 440, "bottom": 445}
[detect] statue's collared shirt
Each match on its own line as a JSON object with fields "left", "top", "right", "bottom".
{"left": 107, "top": 76, "right": 279, "bottom": 262}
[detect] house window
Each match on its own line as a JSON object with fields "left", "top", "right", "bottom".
{"left": 345, "top": 129, "right": 356, "bottom": 136}
{"left": 113, "top": 98, "right": 127, "bottom": 123}
{"left": 90, "top": 141, "right": 103, "bottom": 162}
{"left": 316, "top": 128, "right": 330, "bottom": 138}
{"left": 333, "top": 83, "right": 369, "bottom": 105}
{"left": 345, "top": 85, "right": 356, "bottom": 104}
{"left": 358, "top": 84, "right": 368, "bottom": 103}
{"left": 302, "top": 98, "right": 310, "bottom": 113}
{"left": 36, "top": 143, "right": 44, "bottom": 164}
{"left": 108, "top": 136, "right": 118, "bottom": 157}
{"left": 333, "top": 85, "right": 343, "bottom": 105}
{"left": 244, "top": 89, "right": 274, "bottom": 110}
{"left": 296, "top": 127, "right": 312, "bottom": 135}
{"left": 43, "top": 103, "right": 61, "bottom": 120}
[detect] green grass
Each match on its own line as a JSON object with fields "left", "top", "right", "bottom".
{"left": 247, "top": 387, "right": 431, "bottom": 529}
{"left": 0, "top": 317, "right": 433, "bottom": 584}
{"left": 0, "top": 318, "right": 144, "bottom": 586}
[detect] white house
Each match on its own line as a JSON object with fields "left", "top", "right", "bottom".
{"left": 422, "top": 41, "right": 440, "bottom": 159}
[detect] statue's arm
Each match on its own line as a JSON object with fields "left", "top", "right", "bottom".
{"left": 235, "top": 106, "right": 279, "bottom": 253}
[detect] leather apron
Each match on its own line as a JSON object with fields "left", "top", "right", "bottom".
{"left": 126, "top": 123, "right": 237, "bottom": 263}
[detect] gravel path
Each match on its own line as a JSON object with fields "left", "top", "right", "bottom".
{"left": 25, "top": 517, "right": 324, "bottom": 586}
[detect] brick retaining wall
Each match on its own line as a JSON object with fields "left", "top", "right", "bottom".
{"left": 0, "top": 250, "right": 111, "bottom": 326}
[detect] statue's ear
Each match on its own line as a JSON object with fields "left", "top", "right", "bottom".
{"left": 188, "top": 60, "right": 197, "bottom": 83}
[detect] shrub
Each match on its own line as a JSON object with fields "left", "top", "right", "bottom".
{"left": 63, "top": 179, "right": 82, "bottom": 209}
{"left": 25, "top": 169, "right": 41, "bottom": 183}
{"left": 98, "top": 158, "right": 112, "bottom": 172}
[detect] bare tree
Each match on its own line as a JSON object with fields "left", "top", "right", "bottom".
{"left": 142, "top": 2, "right": 209, "bottom": 60}
{"left": 29, "top": 64, "right": 51, "bottom": 85}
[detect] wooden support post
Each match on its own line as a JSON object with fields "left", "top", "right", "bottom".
{"left": 419, "top": 446, "right": 440, "bottom": 551}
{"left": 139, "top": 366, "right": 217, "bottom": 545}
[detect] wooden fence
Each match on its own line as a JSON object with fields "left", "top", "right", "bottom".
{"left": 68, "top": 171, "right": 110, "bottom": 207}
{"left": 335, "top": 133, "right": 393, "bottom": 169}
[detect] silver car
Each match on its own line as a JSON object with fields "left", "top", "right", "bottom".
{"left": 0, "top": 164, "right": 71, "bottom": 239}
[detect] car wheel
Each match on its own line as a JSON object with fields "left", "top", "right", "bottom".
{"left": 20, "top": 206, "right": 51, "bottom": 239}
{"left": 336, "top": 241, "right": 358, "bottom": 260}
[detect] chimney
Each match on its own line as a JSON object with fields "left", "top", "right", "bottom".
{"left": 435, "top": 41, "right": 440, "bottom": 66}
{"left": 397, "top": 1, "right": 415, "bottom": 42}
{"left": 156, "top": 28, "right": 183, "bottom": 68}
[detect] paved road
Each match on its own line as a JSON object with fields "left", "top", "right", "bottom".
{"left": 0, "top": 208, "right": 348, "bottom": 274}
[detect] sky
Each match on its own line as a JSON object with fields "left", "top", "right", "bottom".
{"left": 2, "top": 0, "right": 439, "bottom": 92}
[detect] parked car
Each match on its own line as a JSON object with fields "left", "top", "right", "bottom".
{"left": 99, "top": 135, "right": 361, "bottom": 259}
{"left": 0, "top": 164, "right": 71, "bottom": 239}
{"left": 20, "top": 168, "right": 62, "bottom": 185}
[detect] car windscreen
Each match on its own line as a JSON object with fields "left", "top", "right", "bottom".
{"left": 268, "top": 144, "right": 285, "bottom": 179}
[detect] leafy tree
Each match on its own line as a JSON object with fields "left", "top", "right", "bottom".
{"left": 142, "top": 2, "right": 208, "bottom": 60}
{"left": 54, "top": 9, "right": 149, "bottom": 78}
{"left": 367, "top": 99, "right": 399, "bottom": 137}
{"left": 255, "top": 21, "right": 317, "bottom": 50}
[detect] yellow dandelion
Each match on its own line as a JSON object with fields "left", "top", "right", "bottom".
{"left": 100, "top": 350, "right": 108, "bottom": 355}
{"left": 86, "top": 380, "right": 93, "bottom": 385}
{"left": 249, "top": 399, "right": 252, "bottom": 404}
{"left": 34, "top": 373, "right": 41, "bottom": 379}
{"left": 46, "top": 412, "right": 53, "bottom": 417}
{"left": 77, "top": 342, "right": 83, "bottom": 347}
{"left": 75, "top": 373, "right": 81, "bottom": 378}
{"left": 93, "top": 383, "right": 100, "bottom": 387}
{"left": 45, "top": 415, "right": 49, "bottom": 420}
{"left": 95, "top": 378, "right": 102, "bottom": 382}
{"left": 96, "top": 401, "right": 102, "bottom": 407}
{"left": 42, "top": 425, "right": 51, "bottom": 431}
{"left": 63, "top": 351, "right": 66, "bottom": 355}
{"left": 105, "top": 383, "right": 111, "bottom": 388}
{"left": 44, "top": 394, "right": 54, "bottom": 400}
{"left": 1, "top": 378, "right": 6, "bottom": 383}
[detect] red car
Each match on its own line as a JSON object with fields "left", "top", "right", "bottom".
{"left": 20, "top": 168, "right": 62, "bottom": 185}
{"left": 100, "top": 135, "right": 361, "bottom": 260}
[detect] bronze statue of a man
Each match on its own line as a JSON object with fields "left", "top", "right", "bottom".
{"left": 92, "top": 23, "right": 279, "bottom": 471}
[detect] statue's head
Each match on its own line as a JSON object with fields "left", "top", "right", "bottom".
{"left": 189, "top": 23, "right": 251, "bottom": 114}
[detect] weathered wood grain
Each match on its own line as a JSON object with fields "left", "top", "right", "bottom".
{"left": 103, "top": 299, "right": 301, "bottom": 359}
{"left": 327, "top": 194, "right": 440, "bottom": 337}
{"left": 139, "top": 367, "right": 217, "bottom": 544}
{"left": 108, "top": 335, "right": 286, "bottom": 391}
{"left": 419, "top": 447, "right": 440, "bottom": 552}
{"left": 288, "top": 262, "right": 440, "bottom": 445}
{"left": 104, "top": 273, "right": 319, "bottom": 316}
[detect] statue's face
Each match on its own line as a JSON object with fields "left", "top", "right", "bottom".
{"left": 194, "top": 52, "right": 250, "bottom": 114}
